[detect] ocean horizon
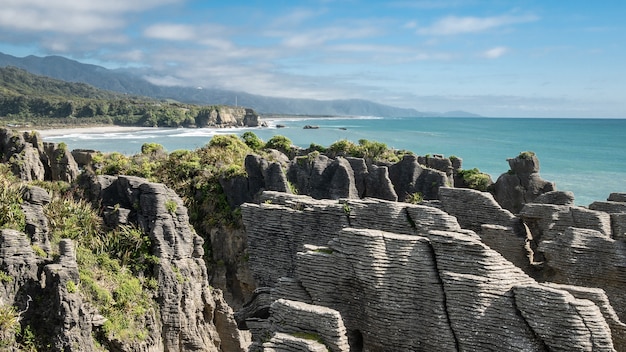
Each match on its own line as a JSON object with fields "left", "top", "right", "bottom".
{"left": 41, "top": 116, "right": 626, "bottom": 207}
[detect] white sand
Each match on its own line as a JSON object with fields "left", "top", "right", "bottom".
{"left": 32, "top": 126, "right": 155, "bottom": 137}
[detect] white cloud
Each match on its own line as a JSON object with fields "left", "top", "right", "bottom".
{"left": 403, "top": 21, "right": 418, "bottom": 29}
{"left": 279, "top": 25, "right": 381, "bottom": 48}
{"left": 144, "top": 24, "right": 197, "bottom": 41}
{"left": 0, "top": 0, "right": 180, "bottom": 34}
{"left": 417, "top": 14, "right": 538, "bottom": 36}
{"left": 270, "top": 8, "right": 327, "bottom": 27}
{"left": 482, "top": 46, "right": 508, "bottom": 59}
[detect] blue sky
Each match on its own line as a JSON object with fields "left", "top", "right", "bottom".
{"left": 0, "top": 0, "right": 624, "bottom": 117}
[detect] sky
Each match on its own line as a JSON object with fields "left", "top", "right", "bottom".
{"left": 0, "top": 0, "right": 625, "bottom": 118}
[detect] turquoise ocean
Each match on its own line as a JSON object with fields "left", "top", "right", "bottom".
{"left": 43, "top": 117, "right": 626, "bottom": 206}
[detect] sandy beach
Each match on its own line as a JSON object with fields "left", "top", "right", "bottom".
{"left": 32, "top": 125, "right": 155, "bottom": 137}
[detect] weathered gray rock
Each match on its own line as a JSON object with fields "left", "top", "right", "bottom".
{"left": 513, "top": 283, "right": 616, "bottom": 351}
{"left": 612, "top": 213, "right": 626, "bottom": 240}
{"left": 288, "top": 155, "right": 358, "bottom": 200}
{"left": 220, "top": 174, "right": 253, "bottom": 208}
{"left": 520, "top": 203, "right": 613, "bottom": 240}
{"left": 543, "top": 283, "right": 626, "bottom": 349}
{"left": 260, "top": 332, "right": 328, "bottom": 352}
{"left": 439, "top": 187, "right": 520, "bottom": 232}
{"left": 345, "top": 157, "right": 368, "bottom": 198}
{"left": 241, "top": 192, "right": 626, "bottom": 351}
{"left": 364, "top": 164, "right": 397, "bottom": 201}
{"left": 267, "top": 299, "right": 349, "bottom": 352}
{"left": 533, "top": 190, "right": 575, "bottom": 206}
{"left": 494, "top": 153, "right": 555, "bottom": 213}
{"left": 43, "top": 142, "right": 79, "bottom": 182}
{"left": 71, "top": 149, "right": 99, "bottom": 169}
{"left": 209, "top": 225, "right": 257, "bottom": 307}
{"left": 389, "top": 155, "right": 450, "bottom": 200}
{"left": 608, "top": 193, "right": 626, "bottom": 202}
{"left": 245, "top": 154, "right": 291, "bottom": 203}
{"left": 20, "top": 185, "right": 52, "bottom": 253}
{"left": 539, "top": 227, "right": 626, "bottom": 323}
{"left": 0, "top": 128, "right": 81, "bottom": 182}
{"left": 87, "top": 175, "right": 248, "bottom": 351}
{"left": 0, "top": 229, "right": 41, "bottom": 305}
{"left": 0, "top": 128, "right": 46, "bottom": 181}
{"left": 42, "top": 239, "right": 98, "bottom": 352}
{"left": 589, "top": 200, "right": 626, "bottom": 214}
{"left": 241, "top": 191, "right": 460, "bottom": 287}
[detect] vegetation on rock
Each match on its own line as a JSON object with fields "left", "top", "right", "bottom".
{"left": 328, "top": 138, "right": 406, "bottom": 162}
{"left": 457, "top": 167, "right": 492, "bottom": 192}
{"left": 0, "top": 165, "right": 25, "bottom": 231}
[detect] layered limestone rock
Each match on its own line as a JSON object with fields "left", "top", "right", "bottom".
{"left": 388, "top": 154, "right": 448, "bottom": 201}
{"left": 43, "top": 141, "right": 79, "bottom": 182}
{"left": 0, "top": 128, "right": 46, "bottom": 181}
{"left": 0, "top": 231, "right": 99, "bottom": 351}
{"left": 494, "top": 152, "right": 556, "bottom": 213}
{"left": 257, "top": 299, "right": 350, "bottom": 352}
{"left": 42, "top": 239, "right": 98, "bottom": 351}
{"left": 88, "top": 175, "right": 248, "bottom": 351}
{"left": 287, "top": 154, "right": 359, "bottom": 200}
{"left": 439, "top": 187, "right": 520, "bottom": 232}
{"left": 241, "top": 191, "right": 626, "bottom": 351}
{"left": 241, "top": 191, "right": 460, "bottom": 287}
{"left": 0, "top": 229, "right": 41, "bottom": 309}
{"left": 0, "top": 128, "right": 79, "bottom": 182}
{"left": 20, "top": 185, "right": 52, "bottom": 253}
{"left": 1, "top": 173, "right": 249, "bottom": 351}
{"left": 237, "top": 151, "right": 459, "bottom": 205}
{"left": 537, "top": 227, "right": 626, "bottom": 322}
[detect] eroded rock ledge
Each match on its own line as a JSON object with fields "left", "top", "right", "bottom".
{"left": 1, "top": 176, "right": 249, "bottom": 351}
{"left": 240, "top": 190, "right": 626, "bottom": 351}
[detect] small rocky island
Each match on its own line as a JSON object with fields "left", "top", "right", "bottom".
{"left": 1, "top": 127, "right": 625, "bottom": 351}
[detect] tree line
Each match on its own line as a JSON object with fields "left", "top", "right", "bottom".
{"left": 0, "top": 66, "right": 236, "bottom": 127}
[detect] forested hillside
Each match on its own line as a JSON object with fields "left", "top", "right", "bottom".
{"left": 0, "top": 66, "right": 257, "bottom": 128}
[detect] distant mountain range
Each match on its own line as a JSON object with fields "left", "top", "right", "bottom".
{"left": 0, "top": 52, "right": 479, "bottom": 118}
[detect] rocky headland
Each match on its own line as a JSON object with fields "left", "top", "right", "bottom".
{"left": 1, "top": 127, "right": 625, "bottom": 351}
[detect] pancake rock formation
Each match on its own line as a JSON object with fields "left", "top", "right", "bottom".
{"left": 240, "top": 190, "right": 626, "bottom": 351}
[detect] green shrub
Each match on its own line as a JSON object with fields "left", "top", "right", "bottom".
{"left": 457, "top": 168, "right": 492, "bottom": 191}
{"left": 0, "top": 304, "right": 19, "bottom": 348}
{"left": 99, "top": 152, "right": 132, "bottom": 175}
{"left": 0, "top": 270, "right": 13, "bottom": 283}
{"left": 308, "top": 143, "right": 327, "bottom": 153}
{"left": 141, "top": 143, "right": 165, "bottom": 155}
{"left": 328, "top": 139, "right": 356, "bottom": 156}
{"left": 518, "top": 151, "right": 536, "bottom": 159}
{"left": 0, "top": 179, "right": 25, "bottom": 231}
{"left": 264, "top": 135, "right": 292, "bottom": 154}
{"left": 165, "top": 199, "right": 177, "bottom": 214}
{"left": 405, "top": 192, "right": 424, "bottom": 204}
{"left": 241, "top": 131, "right": 264, "bottom": 151}
{"left": 66, "top": 280, "right": 78, "bottom": 293}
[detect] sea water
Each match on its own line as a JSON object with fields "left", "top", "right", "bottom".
{"left": 42, "top": 117, "right": 626, "bottom": 206}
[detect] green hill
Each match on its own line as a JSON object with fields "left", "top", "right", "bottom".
{"left": 0, "top": 65, "right": 122, "bottom": 100}
{"left": 0, "top": 66, "right": 248, "bottom": 128}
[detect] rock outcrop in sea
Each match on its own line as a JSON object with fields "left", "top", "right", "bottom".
{"left": 196, "top": 106, "right": 263, "bottom": 128}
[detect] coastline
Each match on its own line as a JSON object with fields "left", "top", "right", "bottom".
{"left": 31, "top": 125, "right": 156, "bottom": 137}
